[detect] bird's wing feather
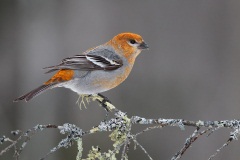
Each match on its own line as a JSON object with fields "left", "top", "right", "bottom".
{"left": 44, "top": 47, "right": 123, "bottom": 73}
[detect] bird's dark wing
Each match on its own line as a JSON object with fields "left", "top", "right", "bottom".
{"left": 44, "top": 48, "right": 123, "bottom": 73}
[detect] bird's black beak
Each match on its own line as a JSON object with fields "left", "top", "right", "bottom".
{"left": 138, "top": 42, "right": 149, "bottom": 50}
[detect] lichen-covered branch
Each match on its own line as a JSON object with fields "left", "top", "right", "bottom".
{"left": 1, "top": 95, "right": 240, "bottom": 160}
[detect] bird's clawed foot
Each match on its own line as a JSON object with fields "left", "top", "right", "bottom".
{"left": 77, "top": 94, "right": 116, "bottom": 121}
{"left": 76, "top": 94, "right": 90, "bottom": 109}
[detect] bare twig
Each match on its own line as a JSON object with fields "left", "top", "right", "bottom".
{"left": 133, "top": 138, "right": 153, "bottom": 160}
{"left": 171, "top": 127, "right": 210, "bottom": 160}
{"left": 208, "top": 127, "right": 240, "bottom": 160}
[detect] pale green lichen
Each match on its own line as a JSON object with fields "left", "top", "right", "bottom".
{"left": 75, "top": 95, "right": 132, "bottom": 160}
{"left": 76, "top": 138, "right": 83, "bottom": 160}
{"left": 82, "top": 146, "right": 117, "bottom": 160}
{"left": 84, "top": 146, "right": 101, "bottom": 160}
{"left": 112, "top": 114, "right": 130, "bottom": 145}
{"left": 110, "top": 129, "right": 127, "bottom": 148}
{"left": 81, "top": 109, "right": 131, "bottom": 159}
{"left": 196, "top": 120, "right": 204, "bottom": 127}
{"left": 90, "top": 94, "right": 116, "bottom": 111}
{"left": 90, "top": 127, "right": 99, "bottom": 134}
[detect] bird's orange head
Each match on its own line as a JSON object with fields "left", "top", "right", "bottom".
{"left": 107, "top": 32, "right": 148, "bottom": 63}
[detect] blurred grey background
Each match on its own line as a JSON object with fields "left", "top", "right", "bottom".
{"left": 1, "top": 0, "right": 240, "bottom": 160}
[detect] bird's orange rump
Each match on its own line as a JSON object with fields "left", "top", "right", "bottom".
{"left": 44, "top": 69, "right": 74, "bottom": 85}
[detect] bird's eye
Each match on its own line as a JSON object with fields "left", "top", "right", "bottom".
{"left": 129, "top": 39, "right": 136, "bottom": 44}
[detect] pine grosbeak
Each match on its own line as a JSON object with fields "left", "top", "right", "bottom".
{"left": 14, "top": 32, "right": 149, "bottom": 102}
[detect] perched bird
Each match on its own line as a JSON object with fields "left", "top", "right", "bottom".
{"left": 14, "top": 32, "right": 149, "bottom": 102}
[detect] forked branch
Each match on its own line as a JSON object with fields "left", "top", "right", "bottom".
{"left": 1, "top": 95, "right": 239, "bottom": 160}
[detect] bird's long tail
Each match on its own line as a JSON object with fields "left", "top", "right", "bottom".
{"left": 14, "top": 83, "right": 57, "bottom": 102}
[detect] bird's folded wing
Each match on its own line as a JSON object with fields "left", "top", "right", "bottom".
{"left": 44, "top": 48, "right": 123, "bottom": 73}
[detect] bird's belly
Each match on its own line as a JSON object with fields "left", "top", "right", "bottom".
{"left": 61, "top": 67, "right": 132, "bottom": 94}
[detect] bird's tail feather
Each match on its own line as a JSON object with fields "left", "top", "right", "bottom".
{"left": 14, "top": 83, "right": 57, "bottom": 102}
